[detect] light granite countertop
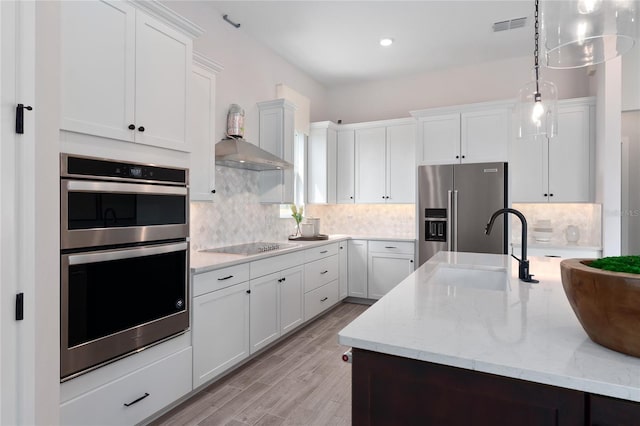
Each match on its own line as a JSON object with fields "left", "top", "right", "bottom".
{"left": 190, "top": 234, "right": 416, "bottom": 274}
{"left": 338, "top": 251, "right": 640, "bottom": 402}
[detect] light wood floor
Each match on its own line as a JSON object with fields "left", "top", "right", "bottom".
{"left": 150, "top": 302, "right": 369, "bottom": 426}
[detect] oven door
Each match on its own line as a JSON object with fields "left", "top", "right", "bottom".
{"left": 61, "top": 179, "right": 188, "bottom": 249}
{"left": 61, "top": 241, "right": 189, "bottom": 380}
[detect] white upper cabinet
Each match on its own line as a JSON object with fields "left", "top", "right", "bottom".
{"left": 189, "top": 53, "right": 223, "bottom": 202}
{"left": 355, "top": 127, "right": 387, "bottom": 203}
{"left": 386, "top": 123, "right": 417, "bottom": 203}
{"left": 307, "top": 122, "right": 337, "bottom": 204}
{"left": 61, "top": 1, "right": 200, "bottom": 152}
{"left": 336, "top": 130, "right": 356, "bottom": 204}
{"left": 412, "top": 102, "right": 511, "bottom": 165}
{"left": 510, "top": 98, "right": 594, "bottom": 203}
{"left": 258, "top": 99, "right": 296, "bottom": 204}
{"left": 354, "top": 120, "right": 416, "bottom": 204}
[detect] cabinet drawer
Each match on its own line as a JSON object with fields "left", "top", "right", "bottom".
{"left": 250, "top": 251, "right": 305, "bottom": 279}
{"left": 60, "top": 347, "right": 192, "bottom": 426}
{"left": 304, "top": 280, "right": 339, "bottom": 321}
{"left": 304, "top": 242, "right": 339, "bottom": 263}
{"left": 368, "top": 240, "right": 415, "bottom": 255}
{"left": 193, "top": 263, "right": 250, "bottom": 297}
{"left": 304, "top": 255, "right": 338, "bottom": 292}
{"left": 525, "top": 246, "right": 601, "bottom": 259}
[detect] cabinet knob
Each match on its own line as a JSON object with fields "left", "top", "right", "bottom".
{"left": 282, "top": 277, "right": 286, "bottom": 282}
{"left": 128, "top": 124, "right": 135, "bottom": 130}
{"left": 462, "top": 155, "right": 465, "bottom": 159}
{"left": 410, "top": 259, "right": 414, "bottom": 263}
{"left": 138, "top": 126, "right": 145, "bottom": 132}
{"left": 350, "top": 196, "right": 354, "bottom": 199}
{"left": 382, "top": 196, "right": 385, "bottom": 199}
{"left": 246, "top": 290, "right": 251, "bottom": 294}
{"left": 549, "top": 193, "right": 554, "bottom": 197}
{"left": 543, "top": 193, "right": 548, "bottom": 197}
{"left": 211, "top": 189, "right": 216, "bottom": 194}
{"left": 455, "top": 155, "right": 460, "bottom": 159}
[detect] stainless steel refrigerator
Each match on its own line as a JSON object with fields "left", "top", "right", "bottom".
{"left": 417, "top": 162, "right": 508, "bottom": 266}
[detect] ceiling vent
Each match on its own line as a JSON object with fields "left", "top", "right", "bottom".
{"left": 493, "top": 17, "right": 527, "bottom": 32}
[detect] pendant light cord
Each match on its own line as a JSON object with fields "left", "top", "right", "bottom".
{"left": 534, "top": 0, "right": 541, "bottom": 97}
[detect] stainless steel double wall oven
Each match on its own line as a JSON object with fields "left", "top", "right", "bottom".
{"left": 60, "top": 154, "right": 190, "bottom": 380}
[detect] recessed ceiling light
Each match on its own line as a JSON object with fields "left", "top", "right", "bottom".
{"left": 379, "top": 38, "right": 394, "bottom": 47}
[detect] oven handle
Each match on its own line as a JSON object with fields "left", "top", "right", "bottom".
{"left": 67, "top": 242, "right": 188, "bottom": 266}
{"left": 65, "top": 180, "right": 187, "bottom": 196}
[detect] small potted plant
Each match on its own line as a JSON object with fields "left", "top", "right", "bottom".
{"left": 290, "top": 204, "right": 303, "bottom": 237}
{"left": 560, "top": 255, "right": 640, "bottom": 357}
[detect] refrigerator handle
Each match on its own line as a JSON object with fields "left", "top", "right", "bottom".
{"left": 453, "top": 190, "right": 459, "bottom": 251}
{"left": 447, "top": 190, "right": 453, "bottom": 251}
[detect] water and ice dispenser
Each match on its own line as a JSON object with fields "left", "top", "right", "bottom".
{"left": 425, "top": 208, "right": 447, "bottom": 242}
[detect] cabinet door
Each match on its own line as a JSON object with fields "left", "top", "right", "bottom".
{"left": 548, "top": 106, "right": 591, "bottom": 202}
{"left": 135, "top": 12, "right": 191, "bottom": 152}
{"left": 510, "top": 136, "right": 548, "bottom": 203}
{"left": 60, "top": 0, "right": 136, "bottom": 142}
{"left": 418, "top": 114, "right": 460, "bottom": 165}
{"left": 189, "top": 63, "right": 217, "bottom": 201}
{"left": 279, "top": 266, "right": 304, "bottom": 335}
{"left": 355, "top": 127, "right": 387, "bottom": 203}
{"left": 307, "top": 127, "right": 337, "bottom": 204}
{"left": 367, "top": 252, "right": 414, "bottom": 299}
{"left": 250, "top": 273, "right": 280, "bottom": 354}
{"left": 337, "top": 130, "right": 356, "bottom": 203}
{"left": 338, "top": 241, "right": 348, "bottom": 300}
{"left": 259, "top": 101, "right": 296, "bottom": 204}
{"left": 387, "top": 123, "right": 417, "bottom": 203}
{"left": 461, "top": 109, "right": 509, "bottom": 164}
{"left": 193, "top": 282, "right": 250, "bottom": 388}
{"left": 348, "top": 240, "right": 368, "bottom": 298}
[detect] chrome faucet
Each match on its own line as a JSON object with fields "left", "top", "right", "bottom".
{"left": 485, "top": 208, "right": 538, "bottom": 283}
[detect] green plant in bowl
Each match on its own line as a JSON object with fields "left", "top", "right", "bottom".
{"left": 588, "top": 255, "right": 640, "bottom": 274}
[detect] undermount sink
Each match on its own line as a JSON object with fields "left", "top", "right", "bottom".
{"left": 430, "top": 265, "right": 510, "bottom": 291}
{"left": 200, "top": 241, "right": 299, "bottom": 256}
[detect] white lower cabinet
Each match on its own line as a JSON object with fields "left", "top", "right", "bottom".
{"left": 338, "top": 241, "right": 348, "bottom": 299}
{"left": 305, "top": 280, "right": 339, "bottom": 321}
{"left": 348, "top": 240, "right": 368, "bottom": 298}
{"left": 60, "top": 347, "right": 192, "bottom": 426}
{"left": 192, "top": 281, "right": 250, "bottom": 389}
{"left": 249, "top": 265, "right": 304, "bottom": 354}
{"left": 367, "top": 241, "right": 415, "bottom": 300}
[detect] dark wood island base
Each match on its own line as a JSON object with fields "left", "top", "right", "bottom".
{"left": 352, "top": 349, "right": 640, "bottom": 426}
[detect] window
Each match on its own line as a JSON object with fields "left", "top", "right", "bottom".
{"left": 279, "top": 131, "right": 307, "bottom": 218}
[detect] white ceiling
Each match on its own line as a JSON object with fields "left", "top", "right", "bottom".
{"left": 209, "top": 1, "right": 535, "bottom": 88}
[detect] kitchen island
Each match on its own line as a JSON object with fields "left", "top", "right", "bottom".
{"left": 338, "top": 252, "right": 640, "bottom": 425}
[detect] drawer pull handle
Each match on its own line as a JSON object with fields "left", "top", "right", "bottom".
{"left": 320, "top": 297, "right": 328, "bottom": 302}
{"left": 320, "top": 250, "right": 328, "bottom": 254}
{"left": 320, "top": 270, "right": 328, "bottom": 274}
{"left": 124, "top": 392, "right": 150, "bottom": 407}
{"left": 218, "top": 275, "right": 234, "bottom": 281}
{"left": 545, "top": 255, "right": 561, "bottom": 258}
{"left": 385, "top": 246, "right": 397, "bottom": 249}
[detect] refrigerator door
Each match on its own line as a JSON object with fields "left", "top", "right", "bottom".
{"left": 453, "top": 162, "right": 507, "bottom": 254}
{"left": 418, "top": 164, "right": 454, "bottom": 266}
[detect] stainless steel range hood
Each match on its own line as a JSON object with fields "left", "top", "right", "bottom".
{"left": 215, "top": 137, "right": 293, "bottom": 171}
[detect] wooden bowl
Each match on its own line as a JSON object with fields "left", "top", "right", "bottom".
{"left": 560, "top": 258, "right": 640, "bottom": 357}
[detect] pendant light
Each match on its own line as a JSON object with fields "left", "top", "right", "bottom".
{"left": 516, "top": 0, "right": 558, "bottom": 139}
{"left": 541, "top": 0, "right": 637, "bottom": 69}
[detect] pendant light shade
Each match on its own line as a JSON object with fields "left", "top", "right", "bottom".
{"left": 516, "top": 0, "right": 559, "bottom": 139}
{"left": 541, "top": 0, "right": 637, "bottom": 69}
{"left": 516, "top": 68, "right": 558, "bottom": 138}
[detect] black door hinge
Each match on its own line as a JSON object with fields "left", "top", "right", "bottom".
{"left": 15, "top": 104, "right": 33, "bottom": 134}
{"left": 16, "top": 293, "right": 24, "bottom": 321}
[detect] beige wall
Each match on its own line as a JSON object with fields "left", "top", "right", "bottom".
{"left": 324, "top": 56, "right": 592, "bottom": 123}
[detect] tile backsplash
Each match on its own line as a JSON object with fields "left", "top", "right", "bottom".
{"left": 305, "top": 204, "right": 416, "bottom": 238}
{"left": 511, "top": 203, "right": 602, "bottom": 247}
{"left": 189, "top": 167, "right": 294, "bottom": 251}
{"left": 190, "top": 169, "right": 601, "bottom": 251}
